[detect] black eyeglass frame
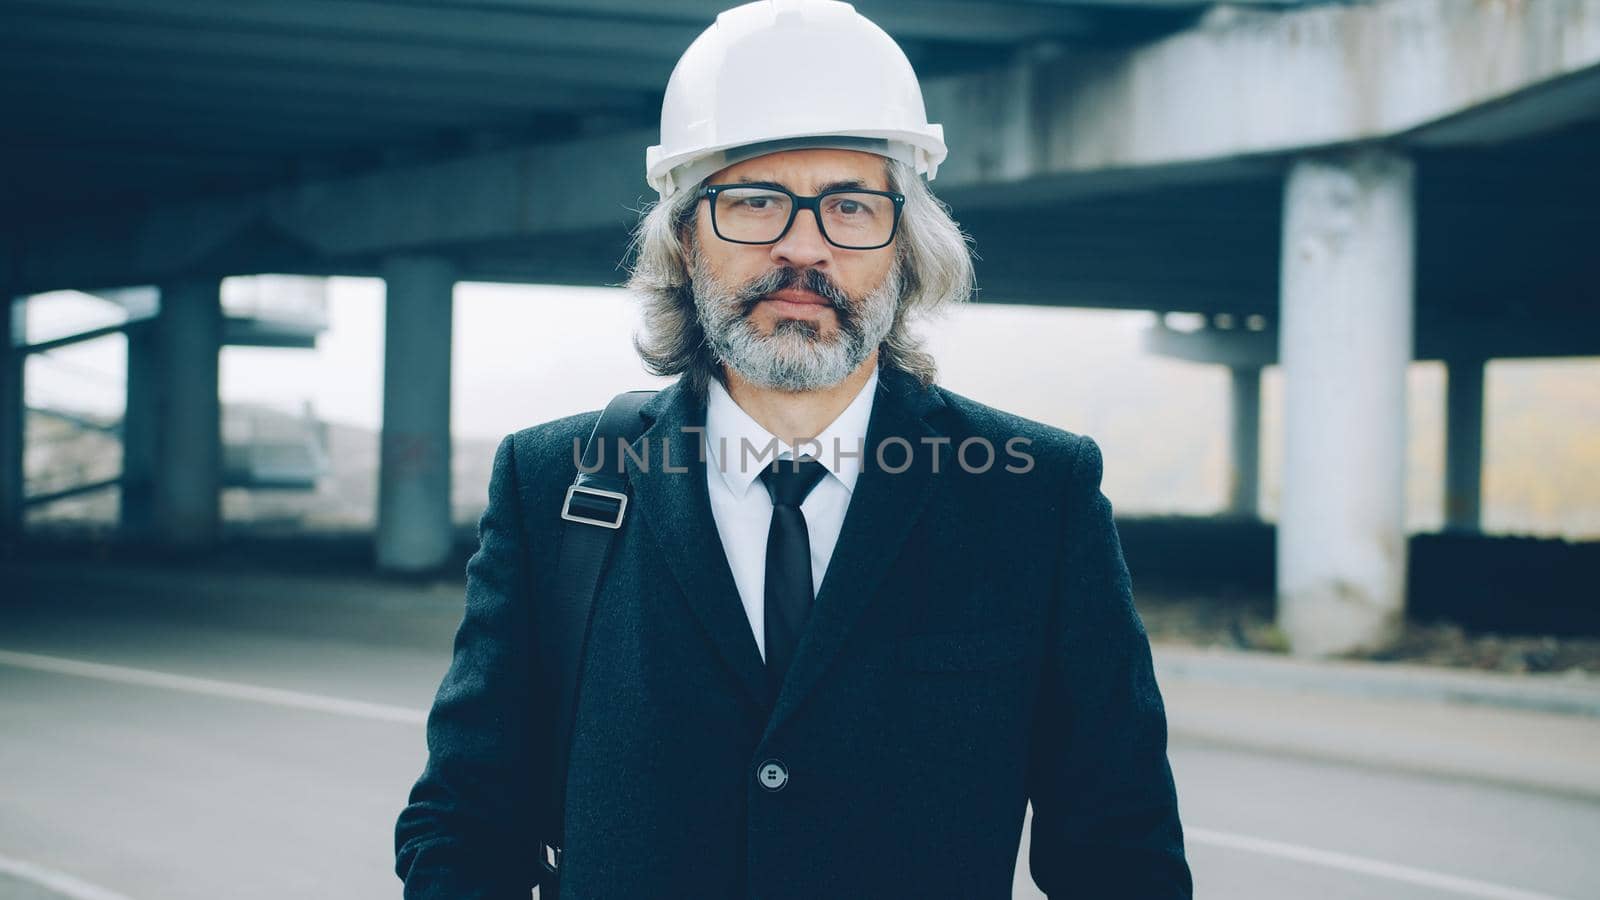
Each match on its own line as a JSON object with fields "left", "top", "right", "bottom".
{"left": 698, "top": 182, "right": 906, "bottom": 250}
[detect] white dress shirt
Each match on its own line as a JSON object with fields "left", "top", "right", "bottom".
{"left": 703, "top": 363, "right": 879, "bottom": 663}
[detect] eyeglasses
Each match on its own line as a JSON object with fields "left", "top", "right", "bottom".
{"left": 699, "top": 183, "right": 905, "bottom": 250}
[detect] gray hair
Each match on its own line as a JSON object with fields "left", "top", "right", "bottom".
{"left": 624, "top": 157, "right": 975, "bottom": 400}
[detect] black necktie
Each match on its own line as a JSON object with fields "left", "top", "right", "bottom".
{"left": 759, "top": 455, "right": 829, "bottom": 697}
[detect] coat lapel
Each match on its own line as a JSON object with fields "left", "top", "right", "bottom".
{"left": 624, "top": 363, "right": 951, "bottom": 733}
{"left": 626, "top": 379, "right": 773, "bottom": 712}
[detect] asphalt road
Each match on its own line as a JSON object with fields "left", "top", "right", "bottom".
{"left": 1, "top": 562, "right": 1595, "bottom": 899}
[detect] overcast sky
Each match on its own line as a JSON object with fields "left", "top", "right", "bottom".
{"left": 21, "top": 279, "right": 1599, "bottom": 538}
{"left": 22, "top": 277, "right": 1157, "bottom": 443}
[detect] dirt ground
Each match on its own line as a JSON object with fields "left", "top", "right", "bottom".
{"left": 1136, "top": 579, "right": 1600, "bottom": 675}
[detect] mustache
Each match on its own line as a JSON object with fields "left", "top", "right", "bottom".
{"left": 735, "top": 266, "right": 852, "bottom": 315}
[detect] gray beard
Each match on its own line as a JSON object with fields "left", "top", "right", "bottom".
{"left": 689, "top": 244, "right": 901, "bottom": 392}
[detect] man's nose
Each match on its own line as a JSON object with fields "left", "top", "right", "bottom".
{"left": 770, "top": 206, "right": 832, "bottom": 270}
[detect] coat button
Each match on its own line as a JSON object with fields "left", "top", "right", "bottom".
{"left": 756, "top": 758, "right": 788, "bottom": 791}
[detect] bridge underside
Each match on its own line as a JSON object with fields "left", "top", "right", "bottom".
{"left": 4, "top": 0, "right": 1597, "bottom": 655}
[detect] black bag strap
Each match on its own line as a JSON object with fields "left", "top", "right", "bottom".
{"left": 539, "top": 389, "right": 657, "bottom": 885}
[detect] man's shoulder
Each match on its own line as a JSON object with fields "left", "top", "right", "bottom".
{"left": 928, "top": 383, "right": 1108, "bottom": 509}
{"left": 509, "top": 409, "right": 603, "bottom": 456}
{"left": 930, "top": 383, "right": 1093, "bottom": 463}
{"left": 493, "top": 409, "right": 604, "bottom": 489}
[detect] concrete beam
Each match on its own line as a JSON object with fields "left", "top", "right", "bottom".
{"left": 0, "top": 12, "right": 678, "bottom": 92}
{"left": 0, "top": 49, "right": 653, "bottom": 118}
{"left": 1142, "top": 313, "right": 1600, "bottom": 365}
{"left": 12, "top": 0, "right": 1599, "bottom": 294}
{"left": 414, "top": 0, "right": 1112, "bottom": 45}
{"left": 5, "top": 0, "right": 699, "bottom": 61}
{"left": 12, "top": 127, "right": 648, "bottom": 293}
{"left": 929, "top": 0, "right": 1600, "bottom": 198}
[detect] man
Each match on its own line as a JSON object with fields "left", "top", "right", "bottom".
{"left": 395, "top": 1, "right": 1191, "bottom": 898}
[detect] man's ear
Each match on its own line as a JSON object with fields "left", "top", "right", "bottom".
{"left": 676, "top": 224, "right": 695, "bottom": 265}
{"left": 675, "top": 201, "right": 699, "bottom": 250}
{"left": 675, "top": 222, "right": 697, "bottom": 283}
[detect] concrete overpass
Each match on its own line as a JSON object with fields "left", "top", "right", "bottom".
{"left": 3, "top": 0, "right": 1597, "bottom": 655}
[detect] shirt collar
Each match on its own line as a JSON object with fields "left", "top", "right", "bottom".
{"left": 704, "top": 363, "right": 879, "bottom": 500}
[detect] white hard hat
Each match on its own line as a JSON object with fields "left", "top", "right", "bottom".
{"left": 646, "top": 0, "right": 948, "bottom": 200}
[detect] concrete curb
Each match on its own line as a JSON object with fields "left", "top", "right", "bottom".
{"left": 1152, "top": 644, "right": 1600, "bottom": 799}
{"left": 1151, "top": 643, "right": 1600, "bottom": 718}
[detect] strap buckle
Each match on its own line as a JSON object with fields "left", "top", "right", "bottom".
{"left": 561, "top": 483, "right": 627, "bottom": 529}
{"left": 542, "top": 840, "right": 562, "bottom": 873}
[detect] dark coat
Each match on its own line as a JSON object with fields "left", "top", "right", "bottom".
{"left": 395, "top": 363, "right": 1192, "bottom": 899}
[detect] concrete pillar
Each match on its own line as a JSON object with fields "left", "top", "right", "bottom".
{"left": 1444, "top": 357, "right": 1485, "bottom": 532}
{"left": 376, "top": 256, "right": 456, "bottom": 574}
{"left": 1276, "top": 147, "right": 1414, "bottom": 657}
{"left": 119, "top": 318, "right": 160, "bottom": 536}
{"left": 152, "top": 279, "right": 223, "bottom": 550}
{"left": 1227, "top": 365, "right": 1261, "bottom": 519}
{"left": 0, "top": 296, "right": 24, "bottom": 549}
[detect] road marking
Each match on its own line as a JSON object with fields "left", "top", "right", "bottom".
{"left": 0, "top": 649, "right": 426, "bottom": 726}
{"left": 0, "top": 853, "right": 135, "bottom": 900}
{"left": 0, "top": 648, "right": 1579, "bottom": 900}
{"left": 1188, "top": 827, "right": 1573, "bottom": 900}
